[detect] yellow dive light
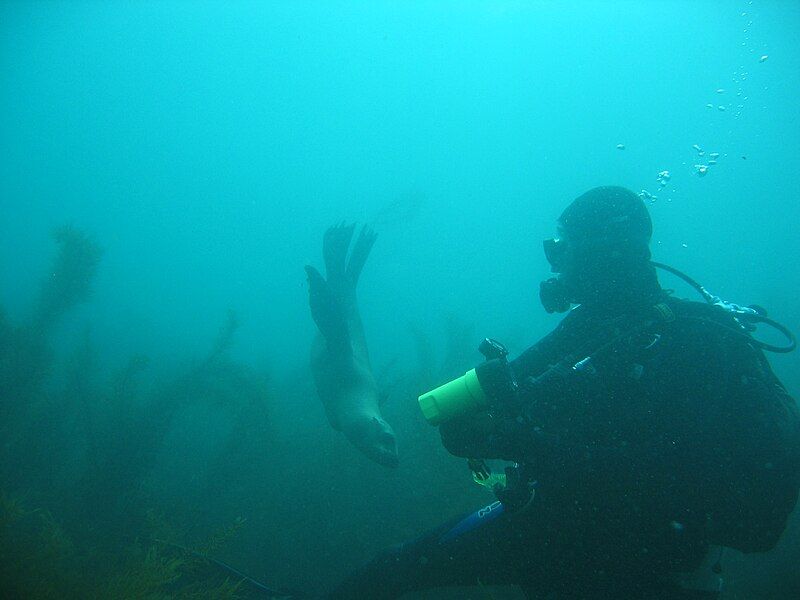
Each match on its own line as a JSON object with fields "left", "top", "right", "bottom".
{"left": 417, "top": 368, "right": 488, "bottom": 425}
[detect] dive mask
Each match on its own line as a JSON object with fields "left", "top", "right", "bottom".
{"left": 543, "top": 237, "right": 568, "bottom": 271}
{"left": 540, "top": 238, "right": 572, "bottom": 313}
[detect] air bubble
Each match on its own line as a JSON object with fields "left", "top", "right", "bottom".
{"left": 638, "top": 190, "right": 656, "bottom": 203}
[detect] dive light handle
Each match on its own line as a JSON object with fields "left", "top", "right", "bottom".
{"left": 418, "top": 367, "right": 488, "bottom": 425}
{"left": 479, "top": 338, "right": 509, "bottom": 361}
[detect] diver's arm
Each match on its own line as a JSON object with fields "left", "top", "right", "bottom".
{"left": 445, "top": 324, "right": 800, "bottom": 513}
{"left": 438, "top": 369, "right": 590, "bottom": 467}
{"left": 507, "top": 307, "right": 587, "bottom": 381}
{"left": 440, "top": 364, "right": 692, "bottom": 504}
{"left": 442, "top": 326, "right": 702, "bottom": 472}
{"left": 438, "top": 329, "right": 566, "bottom": 458}
{"left": 438, "top": 401, "right": 668, "bottom": 490}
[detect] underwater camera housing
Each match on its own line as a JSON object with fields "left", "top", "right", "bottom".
{"left": 417, "top": 338, "right": 510, "bottom": 425}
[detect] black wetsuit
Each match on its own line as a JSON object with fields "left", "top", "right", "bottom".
{"left": 329, "top": 294, "right": 800, "bottom": 599}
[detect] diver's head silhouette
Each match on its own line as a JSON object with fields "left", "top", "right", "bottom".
{"left": 541, "top": 186, "right": 657, "bottom": 312}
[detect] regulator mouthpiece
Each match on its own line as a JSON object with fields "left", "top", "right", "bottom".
{"left": 417, "top": 368, "right": 488, "bottom": 425}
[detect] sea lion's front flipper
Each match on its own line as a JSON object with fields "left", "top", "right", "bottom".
{"left": 305, "top": 265, "right": 351, "bottom": 357}
{"left": 323, "top": 222, "right": 356, "bottom": 285}
{"left": 347, "top": 225, "right": 377, "bottom": 287}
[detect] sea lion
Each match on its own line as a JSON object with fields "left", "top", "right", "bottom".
{"left": 305, "top": 223, "right": 399, "bottom": 468}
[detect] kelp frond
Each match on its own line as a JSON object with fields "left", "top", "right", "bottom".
{"left": 98, "top": 544, "right": 187, "bottom": 598}
{"left": 205, "top": 309, "right": 239, "bottom": 367}
{"left": 192, "top": 515, "right": 247, "bottom": 556}
{"left": 38, "top": 509, "right": 76, "bottom": 559}
{"left": 34, "top": 225, "right": 103, "bottom": 332}
{"left": 0, "top": 492, "right": 30, "bottom": 528}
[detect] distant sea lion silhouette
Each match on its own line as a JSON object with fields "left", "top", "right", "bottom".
{"left": 305, "top": 223, "right": 399, "bottom": 468}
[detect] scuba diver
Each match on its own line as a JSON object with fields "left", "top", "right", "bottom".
{"left": 324, "top": 186, "right": 800, "bottom": 599}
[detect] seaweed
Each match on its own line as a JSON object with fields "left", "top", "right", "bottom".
{"left": 1, "top": 492, "right": 261, "bottom": 599}
{"left": 65, "top": 350, "right": 155, "bottom": 543}
{"left": 0, "top": 228, "right": 281, "bottom": 596}
{"left": 0, "top": 318, "right": 51, "bottom": 424}
{"left": 408, "top": 322, "right": 437, "bottom": 392}
{"left": 408, "top": 312, "right": 477, "bottom": 391}
{"left": 190, "top": 515, "right": 247, "bottom": 557}
{"left": 205, "top": 308, "right": 239, "bottom": 369}
{"left": 0, "top": 493, "right": 80, "bottom": 598}
{"left": 0, "top": 491, "right": 28, "bottom": 528}
{"left": 32, "top": 225, "right": 103, "bottom": 334}
{"left": 0, "top": 226, "right": 102, "bottom": 490}
{"left": 440, "top": 312, "right": 477, "bottom": 378}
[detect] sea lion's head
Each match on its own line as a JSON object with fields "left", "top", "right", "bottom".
{"left": 350, "top": 416, "right": 399, "bottom": 468}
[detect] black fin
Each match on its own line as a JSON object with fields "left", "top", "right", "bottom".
{"left": 346, "top": 225, "right": 377, "bottom": 287}
{"left": 305, "top": 265, "right": 351, "bottom": 356}
{"left": 323, "top": 222, "right": 356, "bottom": 285}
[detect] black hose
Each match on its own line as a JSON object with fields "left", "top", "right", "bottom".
{"left": 740, "top": 314, "right": 797, "bottom": 353}
{"left": 651, "top": 261, "right": 796, "bottom": 353}
{"left": 651, "top": 261, "right": 715, "bottom": 303}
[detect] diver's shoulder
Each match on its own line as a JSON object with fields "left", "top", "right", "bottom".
{"left": 660, "top": 296, "right": 747, "bottom": 346}
{"left": 662, "top": 296, "right": 738, "bottom": 323}
{"left": 555, "top": 303, "right": 591, "bottom": 327}
{"left": 512, "top": 306, "right": 587, "bottom": 371}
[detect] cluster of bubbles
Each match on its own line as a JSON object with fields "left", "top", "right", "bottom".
{"left": 639, "top": 170, "right": 671, "bottom": 204}
{"left": 692, "top": 144, "right": 721, "bottom": 177}
{"left": 704, "top": 6, "right": 770, "bottom": 119}
{"left": 622, "top": 3, "right": 772, "bottom": 212}
{"left": 624, "top": 3, "right": 775, "bottom": 252}
{"left": 706, "top": 79, "right": 749, "bottom": 119}
{"left": 638, "top": 189, "right": 657, "bottom": 203}
{"left": 638, "top": 171, "right": 671, "bottom": 204}
{"left": 626, "top": 141, "right": 728, "bottom": 205}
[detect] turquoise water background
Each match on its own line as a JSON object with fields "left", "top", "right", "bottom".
{"left": 1, "top": 1, "right": 798, "bottom": 597}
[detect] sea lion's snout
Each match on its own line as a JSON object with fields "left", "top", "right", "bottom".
{"left": 376, "top": 429, "right": 400, "bottom": 468}
{"left": 352, "top": 416, "right": 399, "bottom": 468}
